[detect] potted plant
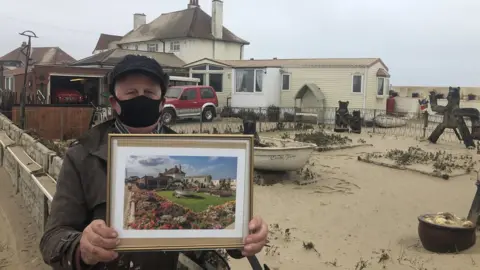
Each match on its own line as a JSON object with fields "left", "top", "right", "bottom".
{"left": 412, "top": 93, "right": 419, "bottom": 98}
{"left": 468, "top": 94, "right": 477, "bottom": 101}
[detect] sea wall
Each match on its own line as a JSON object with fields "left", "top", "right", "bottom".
{"left": 0, "top": 114, "right": 61, "bottom": 232}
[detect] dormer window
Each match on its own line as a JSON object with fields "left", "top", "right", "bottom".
{"left": 170, "top": 41, "right": 180, "bottom": 52}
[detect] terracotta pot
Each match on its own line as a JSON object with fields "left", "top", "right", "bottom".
{"left": 418, "top": 214, "right": 476, "bottom": 253}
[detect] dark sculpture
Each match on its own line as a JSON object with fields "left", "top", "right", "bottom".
{"left": 334, "top": 101, "right": 361, "bottom": 134}
{"left": 428, "top": 87, "right": 480, "bottom": 148}
{"left": 243, "top": 118, "right": 261, "bottom": 146}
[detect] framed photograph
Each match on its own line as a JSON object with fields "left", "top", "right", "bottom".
{"left": 106, "top": 134, "right": 254, "bottom": 251}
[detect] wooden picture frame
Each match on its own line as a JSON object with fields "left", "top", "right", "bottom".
{"left": 106, "top": 134, "right": 254, "bottom": 251}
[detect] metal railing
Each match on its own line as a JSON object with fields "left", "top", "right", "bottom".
{"left": 0, "top": 105, "right": 467, "bottom": 143}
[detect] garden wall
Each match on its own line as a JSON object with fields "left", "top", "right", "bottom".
{"left": 0, "top": 113, "right": 62, "bottom": 232}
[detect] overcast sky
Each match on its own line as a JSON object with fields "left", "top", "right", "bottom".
{"left": 0, "top": 0, "right": 479, "bottom": 86}
{"left": 126, "top": 155, "right": 237, "bottom": 180}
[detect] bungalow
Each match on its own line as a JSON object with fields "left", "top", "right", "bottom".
{"left": 163, "top": 165, "right": 186, "bottom": 181}
{"left": 184, "top": 57, "right": 391, "bottom": 111}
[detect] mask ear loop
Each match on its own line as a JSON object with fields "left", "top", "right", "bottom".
{"left": 158, "top": 73, "right": 169, "bottom": 126}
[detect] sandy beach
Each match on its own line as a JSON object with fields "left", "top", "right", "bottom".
{"left": 229, "top": 131, "right": 480, "bottom": 270}
{"left": 0, "top": 129, "right": 479, "bottom": 269}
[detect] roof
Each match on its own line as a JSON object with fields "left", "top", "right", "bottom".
{"left": 165, "top": 166, "right": 186, "bottom": 175}
{"left": 294, "top": 83, "right": 325, "bottom": 100}
{"left": 93, "top": 33, "right": 123, "bottom": 52}
{"left": 119, "top": 7, "right": 249, "bottom": 45}
{"left": 376, "top": 68, "right": 390, "bottom": 77}
{"left": 0, "top": 46, "right": 76, "bottom": 65}
{"left": 185, "top": 57, "right": 389, "bottom": 70}
{"left": 71, "top": 48, "right": 186, "bottom": 68}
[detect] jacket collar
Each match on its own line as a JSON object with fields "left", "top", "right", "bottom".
{"left": 77, "top": 119, "right": 176, "bottom": 161}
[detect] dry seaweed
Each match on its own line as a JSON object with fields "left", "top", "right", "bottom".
{"left": 294, "top": 130, "right": 352, "bottom": 147}
{"left": 365, "top": 146, "right": 475, "bottom": 174}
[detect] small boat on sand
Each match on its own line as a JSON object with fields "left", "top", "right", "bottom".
{"left": 254, "top": 137, "right": 316, "bottom": 171}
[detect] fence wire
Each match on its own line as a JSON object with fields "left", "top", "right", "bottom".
{"left": 0, "top": 106, "right": 468, "bottom": 143}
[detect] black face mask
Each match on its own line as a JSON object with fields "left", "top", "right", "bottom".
{"left": 116, "top": 96, "right": 162, "bottom": 128}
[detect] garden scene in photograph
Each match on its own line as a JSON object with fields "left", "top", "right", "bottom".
{"left": 123, "top": 155, "right": 238, "bottom": 230}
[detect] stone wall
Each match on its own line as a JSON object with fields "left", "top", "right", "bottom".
{"left": 0, "top": 114, "right": 62, "bottom": 232}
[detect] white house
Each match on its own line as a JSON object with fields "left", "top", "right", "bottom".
{"left": 96, "top": 0, "right": 249, "bottom": 64}
{"left": 184, "top": 57, "right": 391, "bottom": 110}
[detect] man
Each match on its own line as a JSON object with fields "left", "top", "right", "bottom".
{"left": 39, "top": 55, "right": 268, "bottom": 269}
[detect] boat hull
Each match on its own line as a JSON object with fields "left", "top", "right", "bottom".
{"left": 254, "top": 137, "right": 315, "bottom": 171}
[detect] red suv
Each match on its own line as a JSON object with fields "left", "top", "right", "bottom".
{"left": 54, "top": 89, "right": 85, "bottom": 104}
{"left": 162, "top": 86, "right": 218, "bottom": 125}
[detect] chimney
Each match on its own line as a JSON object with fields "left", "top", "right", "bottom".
{"left": 211, "top": 0, "right": 223, "bottom": 39}
{"left": 188, "top": 0, "right": 199, "bottom": 8}
{"left": 133, "top": 13, "right": 146, "bottom": 30}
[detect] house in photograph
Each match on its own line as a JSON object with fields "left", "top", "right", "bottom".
{"left": 184, "top": 57, "right": 391, "bottom": 111}
{"left": 184, "top": 175, "right": 212, "bottom": 186}
{"left": 137, "top": 174, "right": 172, "bottom": 190}
{"left": 105, "top": 0, "right": 248, "bottom": 64}
{"left": 163, "top": 165, "right": 186, "bottom": 181}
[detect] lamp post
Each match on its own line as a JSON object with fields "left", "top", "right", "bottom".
{"left": 18, "top": 30, "right": 38, "bottom": 129}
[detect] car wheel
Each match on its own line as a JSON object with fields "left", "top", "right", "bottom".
{"left": 162, "top": 108, "right": 176, "bottom": 125}
{"left": 202, "top": 107, "right": 215, "bottom": 122}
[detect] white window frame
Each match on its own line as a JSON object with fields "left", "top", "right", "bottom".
{"left": 170, "top": 41, "right": 180, "bottom": 52}
{"left": 147, "top": 44, "right": 158, "bottom": 52}
{"left": 4, "top": 77, "right": 14, "bottom": 91}
{"left": 281, "top": 73, "right": 291, "bottom": 91}
{"left": 351, "top": 74, "right": 363, "bottom": 94}
{"left": 376, "top": 77, "right": 390, "bottom": 97}
{"left": 234, "top": 69, "right": 264, "bottom": 93}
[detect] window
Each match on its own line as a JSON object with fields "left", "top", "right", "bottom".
{"left": 282, "top": 74, "right": 290, "bottom": 90}
{"left": 209, "top": 65, "right": 223, "bottom": 71}
{"left": 192, "top": 73, "right": 205, "bottom": 85}
{"left": 376, "top": 77, "right": 390, "bottom": 96}
{"left": 4, "top": 77, "right": 13, "bottom": 90}
{"left": 255, "top": 70, "right": 263, "bottom": 92}
{"left": 209, "top": 74, "right": 223, "bottom": 92}
{"left": 192, "top": 65, "right": 207, "bottom": 70}
{"left": 170, "top": 41, "right": 180, "bottom": 52}
{"left": 352, "top": 75, "right": 363, "bottom": 93}
{"left": 147, "top": 44, "right": 158, "bottom": 52}
{"left": 200, "top": 87, "right": 215, "bottom": 99}
{"left": 181, "top": 89, "right": 197, "bottom": 100}
{"left": 235, "top": 69, "right": 264, "bottom": 92}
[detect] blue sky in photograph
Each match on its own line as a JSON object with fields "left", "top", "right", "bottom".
{"left": 125, "top": 155, "right": 238, "bottom": 180}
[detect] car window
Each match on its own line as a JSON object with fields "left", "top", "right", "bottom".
{"left": 181, "top": 89, "right": 197, "bottom": 100}
{"left": 200, "top": 87, "right": 215, "bottom": 99}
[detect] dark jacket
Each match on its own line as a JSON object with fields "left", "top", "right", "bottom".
{"left": 39, "top": 119, "right": 243, "bottom": 269}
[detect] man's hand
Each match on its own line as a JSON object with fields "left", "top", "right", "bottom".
{"left": 79, "top": 220, "right": 119, "bottom": 265}
{"left": 242, "top": 216, "right": 268, "bottom": 256}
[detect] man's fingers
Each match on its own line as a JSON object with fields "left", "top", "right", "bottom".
{"left": 80, "top": 239, "right": 118, "bottom": 263}
{"left": 248, "top": 216, "right": 262, "bottom": 231}
{"left": 242, "top": 241, "right": 266, "bottom": 256}
{"left": 88, "top": 234, "right": 120, "bottom": 249}
{"left": 245, "top": 222, "right": 268, "bottom": 244}
{"left": 91, "top": 220, "right": 118, "bottom": 239}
